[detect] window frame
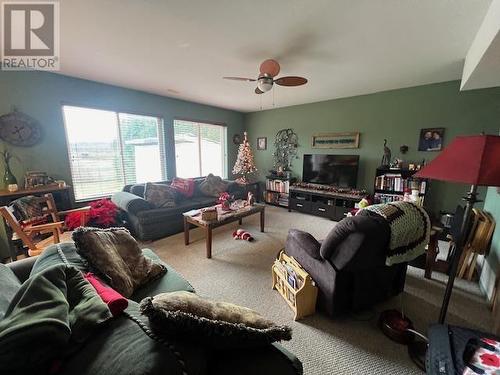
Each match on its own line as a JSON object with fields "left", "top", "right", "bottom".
{"left": 173, "top": 118, "right": 228, "bottom": 179}
{"left": 61, "top": 103, "right": 166, "bottom": 202}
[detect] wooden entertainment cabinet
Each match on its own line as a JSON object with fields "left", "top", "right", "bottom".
{"left": 288, "top": 184, "right": 365, "bottom": 221}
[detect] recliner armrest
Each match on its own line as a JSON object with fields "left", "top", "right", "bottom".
{"left": 285, "top": 229, "right": 321, "bottom": 260}
{"left": 112, "top": 191, "right": 152, "bottom": 215}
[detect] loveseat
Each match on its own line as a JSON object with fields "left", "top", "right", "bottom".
{"left": 1, "top": 243, "right": 302, "bottom": 375}
{"left": 112, "top": 177, "right": 245, "bottom": 241}
{"left": 285, "top": 211, "right": 408, "bottom": 316}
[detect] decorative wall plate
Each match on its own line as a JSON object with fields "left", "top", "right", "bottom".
{"left": 232, "top": 133, "right": 242, "bottom": 145}
{"left": 0, "top": 110, "right": 42, "bottom": 146}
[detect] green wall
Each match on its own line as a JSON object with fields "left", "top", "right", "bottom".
{"left": 244, "top": 81, "right": 500, "bottom": 215}
{"left": 0, "top": 71, "right": 244, "bottom": 259}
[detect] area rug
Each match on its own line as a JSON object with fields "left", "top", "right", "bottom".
{"left": 148, "top": 205, "right": 494, "bottom": 375}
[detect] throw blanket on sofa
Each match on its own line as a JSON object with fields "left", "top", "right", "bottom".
{"left": 359, "top": 201, "right": 430, "bottom": 266}
{"left": 0, "top": 264, "right": 112, "bottom": 374}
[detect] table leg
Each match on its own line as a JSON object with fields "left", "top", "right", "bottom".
{"left": 425, "top": 233, "right": 439, "bottom": 279}
{"left": 206, "top": 227, "right": 212, "bottom": 258}
{"left": 260, "top": 210, "right": 265, "bottom": 232}
{"left": 184, "top": 217, "right": 189, "bottom": 245}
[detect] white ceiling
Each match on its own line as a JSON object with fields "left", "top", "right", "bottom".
{"left": 59, "top": 0, "right": 492, "bottom": 112}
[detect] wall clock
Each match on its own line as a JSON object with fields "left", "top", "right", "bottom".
{"left": 232, "top": 133, "right": 242, "bottom": 145}
{"left": 0, "top": 110, "right": 42, "bottom": 146}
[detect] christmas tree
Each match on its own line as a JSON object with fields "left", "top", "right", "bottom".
{"left": 232, "top": 131, "right": 257, "bottom": 183}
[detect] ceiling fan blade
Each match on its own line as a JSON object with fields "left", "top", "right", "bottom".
{"left": 223, "top": 77, "right": 256, "bottom": 82}
{"left": 259, "top": 59, "right": 280, "bottom": 77}
{"left": 255, "top": 87, "right": 264, "bottom": 94}
{"left": 274, "top": 76, "right": 308, "bottom": 86}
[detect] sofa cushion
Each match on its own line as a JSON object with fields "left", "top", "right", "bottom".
{"left": 171, "top": 178, "right": 195, "bottom": 198}
{"left": 199, "top": 174, "right": 228, "bottom": 197}
{"left": 140, "top": 291, "right": 292, "bottom": 348}
{"left": 72, "top": 227, "right": 167, "bottom": 297}
{"left": 130, "top": 249, "right": 195, "bottom": 302}
{"left": 144, "top": 182, "right": 177, "bottom": 208}
{"left": 130, "top": 183, "right": 146, "bottom": 197}
{"left": 58, "top": 302, "right": 208, "bottom": 375}
{"left": 0, "top": 263, "right": 21, "bottom": 320}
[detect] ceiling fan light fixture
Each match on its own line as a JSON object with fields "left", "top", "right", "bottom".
{"left": 257, "top": 75, "right": 273, "bottom": 92}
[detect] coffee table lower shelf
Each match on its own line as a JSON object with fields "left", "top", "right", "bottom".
{"left": 183, "top": 204, "right": 265, "bottom": 258}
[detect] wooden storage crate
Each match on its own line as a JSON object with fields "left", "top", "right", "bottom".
{"left": 272, "top": 250, "right": 318, "bottom": 320}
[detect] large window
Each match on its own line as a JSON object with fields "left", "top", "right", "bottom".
{"left": 63, "top": 105, "right": 165, "bottom": 201}
{"left": 173, "top": 119, "right": 226, "bottom": 178}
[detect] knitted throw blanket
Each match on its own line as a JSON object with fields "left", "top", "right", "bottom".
{"left": 362, "top": 201, "right": 430, "bottom": 266}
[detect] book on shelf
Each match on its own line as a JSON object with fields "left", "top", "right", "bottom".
{"left": 374, "top": 174, "right": 425, "bottom": 193}
{"left": 266, "top": 178, "right": 290, "bottom": 193}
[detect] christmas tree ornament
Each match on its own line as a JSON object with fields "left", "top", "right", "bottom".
{"left": 232, "top": 131, "right": 257, "bottom": 183}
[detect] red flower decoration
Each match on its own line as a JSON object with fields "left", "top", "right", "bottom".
{"left": 480, "top": 353, "right": 500, "bottom": 368}
{"left": 64, "top": 199, "right": 119, "bottom": 230}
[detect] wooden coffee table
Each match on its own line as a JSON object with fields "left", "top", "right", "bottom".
{"left": 183, "top": 204, "right": 265, "bottom": 258}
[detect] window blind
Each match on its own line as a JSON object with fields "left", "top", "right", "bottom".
{"left": 63, "top": 105, "right": 165, "bottom": 201}
{"left": 173, "top": 119, "right": 226, "bottom": 178}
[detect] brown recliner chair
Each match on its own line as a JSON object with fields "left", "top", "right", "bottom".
{"left": 285, "top": 211, "right": 407, "bottom": 316}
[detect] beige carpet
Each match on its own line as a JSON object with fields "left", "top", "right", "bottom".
{"left": 147, "top": 205, "right": 494, "bottom": 375}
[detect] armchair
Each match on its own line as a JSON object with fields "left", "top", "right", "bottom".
{"left": 285, "top": 212, "right": 407, "bottom": 316}
{"left": 0, "top": 193, "right": 90, "bottom": 257}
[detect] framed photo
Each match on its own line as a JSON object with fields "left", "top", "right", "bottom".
{"left": 257, "top": 137, "right": 267, "bottom": 150}
{"left": 418, "top": 128, "right": 445, "bottom": 151}
{"left": 311, "top": 132, "right": 360, "bottom": 149}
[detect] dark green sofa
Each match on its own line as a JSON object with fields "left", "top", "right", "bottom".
{"left": 112, "top": 177, "right": 246, "bottom": 241}
{"left": 4, "top": 243, "right": 302, "bottom": 375}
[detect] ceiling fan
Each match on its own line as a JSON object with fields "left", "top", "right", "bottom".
{"left": 223, "top": 59, "right": 307, "bottom": 94}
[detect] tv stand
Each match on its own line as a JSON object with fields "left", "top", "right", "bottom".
{"left": 288, "top": 183, "right": 366, "bottom": 221}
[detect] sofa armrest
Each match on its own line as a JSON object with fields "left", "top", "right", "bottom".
{"left": 285, "top": 229, "right": 321, "bottom": 260}
{"left": 112, "top": 191, "right": 152, "bottom": 215}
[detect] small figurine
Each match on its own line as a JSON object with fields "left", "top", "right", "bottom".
{"left": 381, "top": 139, "right": 392, "bottom": 167}
{"left": 247, "top": 191, "right": 255, "bottom": 206}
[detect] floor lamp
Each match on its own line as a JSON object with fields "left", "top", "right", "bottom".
{"left": 414, "top": 134, "right": 500, "bottom": 323}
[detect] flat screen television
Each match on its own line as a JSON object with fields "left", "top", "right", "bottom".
{"left": 302, "top": 154, "right": 359, "bottom": 188}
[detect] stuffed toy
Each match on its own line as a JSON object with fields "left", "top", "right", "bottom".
{"left": 233, "top": 229, "right": 254, "bottom": 242}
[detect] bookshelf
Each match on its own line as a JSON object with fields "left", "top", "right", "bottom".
{"left": 264, "top": 176, "right": 296, "bottom": 208}
{"left": 374, "top": 168, "right": 427, "bottom": 206}
{"left": 272, "top": 250, "right": 318, "bottom": 320}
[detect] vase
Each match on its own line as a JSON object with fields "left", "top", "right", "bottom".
{"left": 3, "top": 164, "right": 17, "bottom": 189}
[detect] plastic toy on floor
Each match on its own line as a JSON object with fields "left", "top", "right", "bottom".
{"left": 233, "top": 229, "right": 254, "bottom": 241}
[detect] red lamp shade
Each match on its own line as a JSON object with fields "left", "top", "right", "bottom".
{"left": 414, "top": 135, "right": 500, "bottom": 186}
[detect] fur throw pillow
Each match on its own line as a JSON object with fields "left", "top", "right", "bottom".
{"left": 72, "top": 227, "right": 166, "bottom": 297}
{"left": 144, "top": 183, "right": 177, "bottom": 208}
{"left": 199, "top": 174, "right": 228, "bottom": 197}
{"left": 140, "top": 291, "right": 292, "bottom": 348}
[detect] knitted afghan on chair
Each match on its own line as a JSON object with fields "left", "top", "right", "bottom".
{"left": 359, "top": 201, "right": 430, "bottom": 266}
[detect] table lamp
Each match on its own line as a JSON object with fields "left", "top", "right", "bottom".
{"left": 414, "top": 134, "right": 500, "bottom": 323}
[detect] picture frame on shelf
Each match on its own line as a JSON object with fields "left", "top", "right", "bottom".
{"left": 311, "top": 132, "right": 360, "bottom": 149}
{"left": 257, "top": 137, "right": 267, "bottom": 150}
{"left": 418, "top": 127, "right": 445, "bottom": 151}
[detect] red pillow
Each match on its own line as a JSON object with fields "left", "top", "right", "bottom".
{"left": 171, "top": 178, "right": 195, "bottom": 197}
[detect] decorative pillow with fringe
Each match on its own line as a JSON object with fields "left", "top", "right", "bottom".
{"left": 140, "top": 291, "right": 292, "bottom": 348}
{"left": 72, "top": 227, "right": 166, "bottom": 297}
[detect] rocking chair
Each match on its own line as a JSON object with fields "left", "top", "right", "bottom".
{"left": 0, "top": 193, "right": 90, "bottom": 258}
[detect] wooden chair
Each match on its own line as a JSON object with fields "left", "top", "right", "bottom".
{"left": 0, "top": 193, "right": 90, "bottom": 257}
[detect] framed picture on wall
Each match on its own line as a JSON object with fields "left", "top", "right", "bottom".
{"left": 257, "top": 137, "right": 267, "bottom": 150}
{"left": 418, "top": 127, "right": 445, "bottom": 151}
{"left": 311, "top": 132, "right": 360, "bottom": 149}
